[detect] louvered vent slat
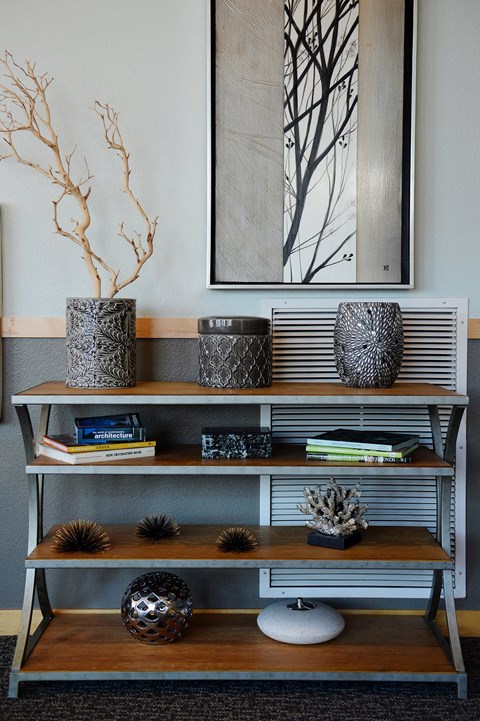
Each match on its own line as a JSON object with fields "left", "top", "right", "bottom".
{"left": 259, "top": 298, "right": 467, "bottom": 600}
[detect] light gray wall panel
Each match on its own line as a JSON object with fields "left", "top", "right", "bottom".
{"left": 357, "top": 0, "right": 406, "bottom": 282}
{"left": 214, "top": 0, "right": 284, "bottom": 282}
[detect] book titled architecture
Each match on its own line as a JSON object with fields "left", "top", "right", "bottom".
{"left": 74, "top": 412, "right": 146, "bottom": 443}
{"left": 307, "top": 428, "right": 419, "bottom": 452}
{"left": 304, "top": 443, "right": 418, "bottom": 459}
{"left": 43, "top": 434, "right": 156, "bottom": 454}
{"left": 37, "top": 443, "right": 155, "bottom": 465}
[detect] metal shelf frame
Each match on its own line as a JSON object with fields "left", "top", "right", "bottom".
{"left": 9, "top": 381, "right": 468, "bottom": 698}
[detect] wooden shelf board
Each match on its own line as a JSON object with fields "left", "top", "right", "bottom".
{"left": 12, "top": 380, "right": 469, "bottom": 406}
{"left": 27, "top": 525, "right": 451, "bottom": 569}
{"left": 27, "top": 444, "right": 454, "bottom": 477}
{"left": 19, "top": 612, "right": 456, "bottom": 678}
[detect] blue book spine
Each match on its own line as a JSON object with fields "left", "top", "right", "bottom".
{"left": 76, "top": 427, "right": 146, "bottom": 443}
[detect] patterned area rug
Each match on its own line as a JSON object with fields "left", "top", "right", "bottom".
{"left": 1, "top": 636, "right": 480, "bottom": 721}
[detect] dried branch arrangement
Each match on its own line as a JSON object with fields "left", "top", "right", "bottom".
{"left": 297, "top": 478, "right": 369, "bottom": 537}
{"left": 0, "top": 51, "right": 158, "bottom": 298}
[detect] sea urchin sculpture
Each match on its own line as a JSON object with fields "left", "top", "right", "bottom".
{"left": 297, "top": 478, "right": 369, "bottom": 538}
{"left": 135, "top": 514, "right": 181, "bottom": 542}
{"left": 52, "top": 519, "right": 111, "bottom": 554}
{"left": 216, "top": 527, "right": 259, "bottom": 553}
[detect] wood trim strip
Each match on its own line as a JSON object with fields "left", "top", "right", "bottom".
{"left": 1, "top": 316, "right": 480, "bottom": 339}
{"left": 0, "top": 317, "right": 198, "bottom": 339}
{"left": 468, "top": 318, "right": 480, "bottom": 339}
{"left": 1, "top": 608, "right": 479, "bottom": 636}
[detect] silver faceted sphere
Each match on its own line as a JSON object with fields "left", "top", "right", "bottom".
{"left": 121, "top": 571, "right": 193, "bottom": 644}
{"left": 333, "top": 302, "right": 404, "bottom": 388}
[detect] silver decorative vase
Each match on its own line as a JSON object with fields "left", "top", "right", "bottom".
{"left": 65, "top": 297, "right": 136, "bottom": 388}
{"left": 333, "top": 302, "right": 404, "bottom": 388}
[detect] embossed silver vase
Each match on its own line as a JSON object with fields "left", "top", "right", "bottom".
{"left": 65, "top": 297, "right": 136, "bottom": 388}
{"left": 333, "top": 302, "right": 404, "bottom": 388}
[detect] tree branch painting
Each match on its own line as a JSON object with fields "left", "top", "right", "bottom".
{"left": 210, "top": 0, "right": 414, "bottom": 288}
{"left": 283, "top": 0, "right": 359, "bottom": 284}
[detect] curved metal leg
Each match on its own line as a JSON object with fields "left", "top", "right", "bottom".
{"left": 443, "top": 570, "right": 465, "bottom": 673}
{"left": 444, "top": 406, "right": 466, "bottom": 464}
{"left": 10, "top": 403, "right": 54, "bottom": 697}
{"left": 8, "top": 567, "right": 53, "bottom": 697}
{"left": 443, "top": 570, "right": 467, "bottom": 699}
{"left": 424, "top": 569, "right": 443, "bottom": 624}
{"left": 14, "top": 404, "right": 36, "bottom": 463}
{"left": 427, "top": 404, "right": 444, "bottom": 457}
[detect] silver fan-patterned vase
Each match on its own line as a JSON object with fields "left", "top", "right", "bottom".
{"left": 333, "top": 302, "right": 404, "bottom": 388}
{"left": 65, "top": 297, "right": 136, "bottom": 388}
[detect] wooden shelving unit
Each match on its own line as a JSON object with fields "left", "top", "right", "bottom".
{"left": 9, "top": 381, "right": 469, "bottom": 698}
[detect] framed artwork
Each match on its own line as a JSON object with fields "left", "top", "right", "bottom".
{"left": 208, "top": 0, "right": 416, "bottom": 288}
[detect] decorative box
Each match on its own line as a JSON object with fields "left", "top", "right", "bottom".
{"left": 201, "top": 427, "right": 272, "bottom": 459}
{"left": 198, "top": 316, "right": 272, "bottom": 389}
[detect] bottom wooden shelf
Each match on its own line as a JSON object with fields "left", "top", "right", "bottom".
{"left": 12, "top": 611, "right": 465, "bottom": 694}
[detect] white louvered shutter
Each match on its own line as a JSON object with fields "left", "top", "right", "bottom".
{"left": 259, "top": 298, "right": 468, "bottom": 599}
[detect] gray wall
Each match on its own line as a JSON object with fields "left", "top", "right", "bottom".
{"left": 1, "top": 338, "right": 479, "bottom": 612}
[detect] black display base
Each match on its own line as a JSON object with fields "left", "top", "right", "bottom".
{"left": 307, "top": 530, "right": 362, "bottom": 549}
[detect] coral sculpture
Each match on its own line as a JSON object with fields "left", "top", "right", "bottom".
{"left": 135, "top": 514, "right": 181, "bottom": 542}
{"left": 297, "top": 478, "right": 368, "bottom": 537}
{"left": 216, "top": 527, "right": 259, "bottom": 553}
{"left": 52, "top": 519, "right": 111, "bottom": 553}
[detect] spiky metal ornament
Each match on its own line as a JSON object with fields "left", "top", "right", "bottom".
{"left": 216, "top": 527, "right": 259, "bottom": 553}
{"left": 135, "top": 514, "right": 181, "bottom": 542}
{"left": 297, "top": 478, "right": 369, "bottom": 537}
{"left": 52, "top": 519, "right": 111, "bottom": 554}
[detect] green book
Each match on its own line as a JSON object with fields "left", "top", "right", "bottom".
{"left": 306, "top": 452, "right": 413, "bottom": 464}
{"left": 305, "top": 443, "right": 419, "bottom": 459}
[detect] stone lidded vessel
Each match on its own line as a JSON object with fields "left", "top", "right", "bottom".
{"left": 333, "top": 302, "right": 404, "bottom": 388}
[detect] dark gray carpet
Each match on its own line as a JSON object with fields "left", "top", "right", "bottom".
{"left": 1, "top": 636, "right": 480, "bottom": 721}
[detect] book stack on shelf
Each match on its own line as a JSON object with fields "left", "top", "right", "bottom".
{"left": 37, "top": 413, "right": 155, "bottom": 464}
{"left": 306, "top": 428, "right": 419, "bottom": 464}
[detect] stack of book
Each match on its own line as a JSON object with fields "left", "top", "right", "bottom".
{"left": 305, "top": 428, "right": 419, "bottom": 464}
{"left": 37, "top": 412, "right": 156, "bottom": 464}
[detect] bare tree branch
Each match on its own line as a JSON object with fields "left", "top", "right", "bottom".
{"left": 283, "top": 1, "right": 358, "bottom": 280}
{"left": 0, "top": 51, "right": 158, "bottom": 298}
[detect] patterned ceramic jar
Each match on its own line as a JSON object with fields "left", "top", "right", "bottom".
{"left": 333, "top": 302, "right": 404, "bottom": 388}
{"left": 65, "top": 297, "right": 136, "bottom": 388}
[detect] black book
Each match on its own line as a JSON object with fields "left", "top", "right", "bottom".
{"left": 307, "top": 428, "right": 419, "bottom": 452}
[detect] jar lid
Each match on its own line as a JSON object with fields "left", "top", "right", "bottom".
{"left": 198, "top": 316, "right": 270, "bottom": 335}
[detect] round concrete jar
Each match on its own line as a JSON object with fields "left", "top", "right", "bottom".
{"left": 257, "top": 598, "right": 345, "bottom": 645}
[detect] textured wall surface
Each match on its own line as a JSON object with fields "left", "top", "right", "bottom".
{"left": 1, "top": 338, "right": 479, "bottom": 611}
{"left": 1, "top": 0, "right": 480, "bottom": 314}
